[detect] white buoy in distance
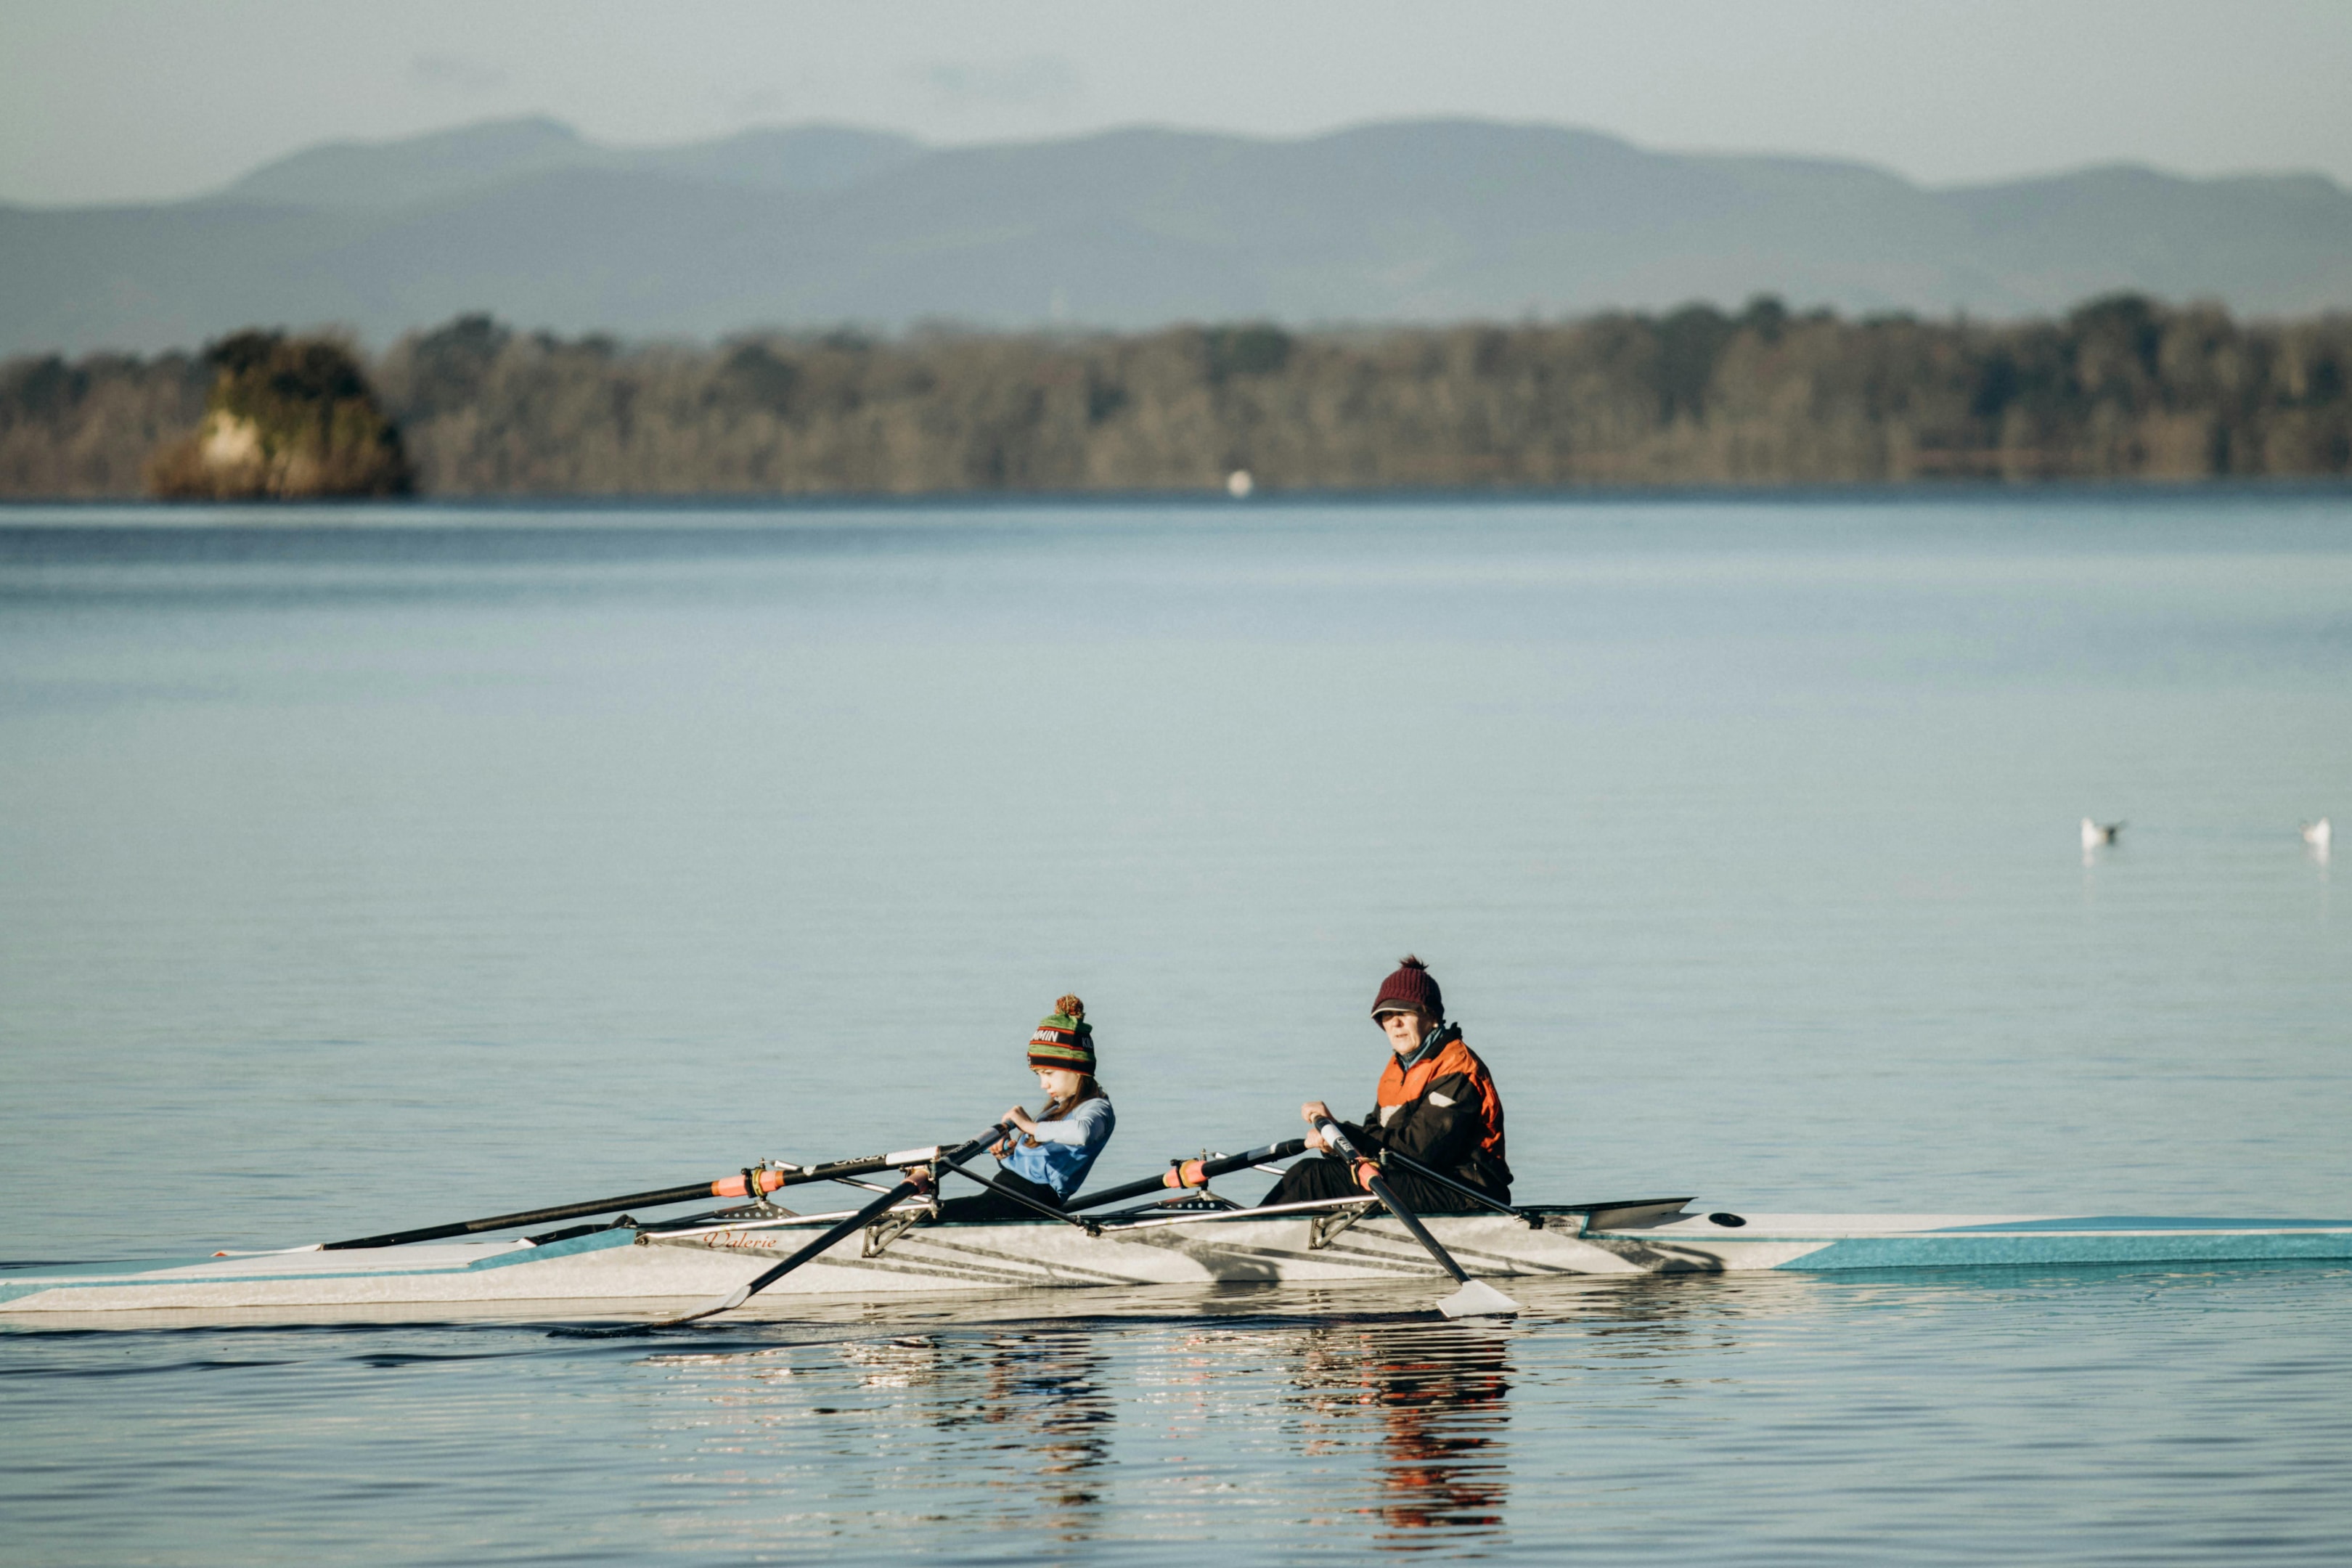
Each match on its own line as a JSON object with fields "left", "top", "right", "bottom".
{"left": 1226, "top": 468, "right": 1254, "bottom": 499}
{"left": 2304, "top": 817, "right": 2332, "bottom": 855}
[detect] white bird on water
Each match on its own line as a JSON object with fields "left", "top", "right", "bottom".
{"left": 2304, "top": 817, "right": 2332, "bottom": 852}
{"left": 2081, "top": 817, "right": 2124, "bottom": 849}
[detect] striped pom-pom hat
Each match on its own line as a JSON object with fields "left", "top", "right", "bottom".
{"left": 1027, "top": 994, "right": 1096, "bottom": 1073}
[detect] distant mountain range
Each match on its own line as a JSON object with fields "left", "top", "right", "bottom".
{"left": 4, "top": 115, "right": 2348, "bottom": 358}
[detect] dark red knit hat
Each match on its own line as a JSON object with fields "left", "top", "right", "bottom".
{"left": 1371, "top": 955, "right": 1442, "bottom": 1019}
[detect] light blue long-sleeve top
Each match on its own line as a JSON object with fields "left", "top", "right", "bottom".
{"left": 997, "top": 1095, "right": 1116, "bottom": 1201}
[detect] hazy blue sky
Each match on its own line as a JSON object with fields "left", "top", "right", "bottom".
{"left": 4, "top": 0, "right": 2348, "bottom": 205}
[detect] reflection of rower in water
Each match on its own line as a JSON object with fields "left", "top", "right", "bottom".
{"left": 1263, "top": 955, "right": 1511, "bottom": 1212}
{"left": 1294, "top": 1320, "right": 1512, "bottom": 1539}
{"left": 930, "top": 994, "right": 1116, "bottom": 1222}
{"left": 979, "top": 1329, "right": 1114, "bottom": 1527}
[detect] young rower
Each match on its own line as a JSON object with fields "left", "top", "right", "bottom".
{"left": 1263, "top": 955, "right": 1511, "bottom": 1212}
{"left": 931, "top": 994, "right": 1116, "bottom": 1222}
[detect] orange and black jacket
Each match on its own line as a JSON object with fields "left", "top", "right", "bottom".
{"left": 1343, "top": 1024, "right": 1512, "bottom": 1197}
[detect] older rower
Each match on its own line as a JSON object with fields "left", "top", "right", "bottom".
{"left": 1263, "top": 955, "right": 1511, "bottom": 1212}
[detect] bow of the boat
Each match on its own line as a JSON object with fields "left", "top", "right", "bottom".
{"left": 1577, "top": 1212, "right": 2352, "bottom": 1270}
{"left": 0, "top": 1228, "right": 750, "bottom": 1317}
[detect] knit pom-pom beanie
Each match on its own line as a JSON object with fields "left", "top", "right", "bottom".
{"left": 1371, "top": 955, "right": 1442, "bottom": 1020}
{"left": 1028, "top": 994, "right": 1096, "bottom": 1071}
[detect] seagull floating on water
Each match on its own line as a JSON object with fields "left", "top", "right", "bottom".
{"left": 2304, "top": 817, "right": 2332, "bottom": 851}
{"left": 2081, "top": 817, "right": 2123, "bottom": 849}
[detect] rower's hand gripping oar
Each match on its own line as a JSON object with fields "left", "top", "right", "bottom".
{"left": 1312, "top": 1118, "right": 1519, "bottom": 1319}
{"left": 555, "top": 1122, "right": 1012, "bottom": 1339}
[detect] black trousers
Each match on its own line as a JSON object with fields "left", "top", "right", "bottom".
{"left": 932, "top": 1168, "right": 1063, "bottom": 1224}
{"left": 1263, "top": 1152, "right": 1504, "bottom": 1214}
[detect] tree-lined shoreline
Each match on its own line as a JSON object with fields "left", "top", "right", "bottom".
{"left": 3, "top": 295, "right": 2347, "bottom": 500}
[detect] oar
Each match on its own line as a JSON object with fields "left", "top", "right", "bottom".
{"left": 558, "top": 1122, "right": 1011, "bottom": 1338}
{"left": 930, "top": 1150, "right": 1105, "bottom": 1231}
{"left": 1063, "top": 1138, "right": 1310, "bottom": 1212}
{"left": 322, "top": 1146, "right": 945, "bottom": 1250}
{"left": 1312, "top": 1117, "right": 1518, "bottom": 1318}
{"left": 1375, "top": 1146, "right": 1539, "bottom": 1226}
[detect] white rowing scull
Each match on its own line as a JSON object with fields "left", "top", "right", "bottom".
{"left": 9, "top": 1197, "right": 2351, "bottom": 1323}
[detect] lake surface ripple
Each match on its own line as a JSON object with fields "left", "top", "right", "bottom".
{"left": 1, "top": 494, "right": 2348, "bottom": 1562}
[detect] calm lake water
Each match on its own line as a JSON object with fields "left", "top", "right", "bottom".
{"left": 2, "top": 492, "right": 2348, "bottom": 1563}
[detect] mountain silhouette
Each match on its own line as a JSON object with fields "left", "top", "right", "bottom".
{"left": 3, "top": 116, "right": 2346, "bottom": 356}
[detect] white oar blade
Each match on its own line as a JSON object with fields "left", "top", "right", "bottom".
{"left": 687, "top": 1283, "right": 754, "bottom": 1322}
{"left": 1437, "top": 1278, "right": 1519, "bottom": 1319}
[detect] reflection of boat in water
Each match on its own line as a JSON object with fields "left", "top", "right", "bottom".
{"left": 973, "top": 1331, "right": 1114, "bottom": 1520}
{"left": 635, "top": 1316, "right": 1518, "bottom": 1549}
{"left": 644, "top": 1326, "right": 1117, "bottom": 1540}
{"left": 10, "top": 1197, "right": 2351, "bottom": 1324}
{"left": 1293, "top": 1321, "right": 1513, "bottom": 1540}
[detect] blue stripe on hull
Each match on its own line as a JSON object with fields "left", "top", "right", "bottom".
{"left": 460, "top": 1228, "right": 638, "bottom": 1268}
{"left": 1931, "top": 1216, "right": 2352, "bottom": 1233}
{"left": 0, "top": 1282, "right": 64, "bottom": 1306}
{"left": 1781, "top": 1232, "right": 2352, "bottom": 1270}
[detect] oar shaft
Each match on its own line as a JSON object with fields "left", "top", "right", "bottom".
{"left": 1314, "top": 1120, "right": 1471, "bottom": 1286}
{"left": 1360, "top": 1175, "right": 1471, "bottom": 1285}
{"left": 1375, "top": 1146, "right": 1528, "bottom": 1222}
{"left": 735, "top": 1124, "right": 1012, "bottom": 1301}
{"left": 322, "top": 1146, "right": 944, "bottom": 1250}
{"left": 933, "top": 1152, "right": 1093, "bottom": 1228}
{"left": 555, "top": 1124, "right": 1012, "bottom": 1337}
{"left": 324, "top": 1183, "right": 714, "bottom": 1250}
{"left": 1065, "top": 1139, "right": 1310, "bottom": 1212}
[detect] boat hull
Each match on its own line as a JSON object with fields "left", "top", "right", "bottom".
{"left": 7, "top": 1210, "right": 2349, "bottom": 1323}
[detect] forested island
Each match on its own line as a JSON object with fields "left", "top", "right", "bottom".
{"left": 1, "top": 295, "right": 2345, "bottom": 499}
{"left": 144, "top": 331, "right": 410, "bottom": 499}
